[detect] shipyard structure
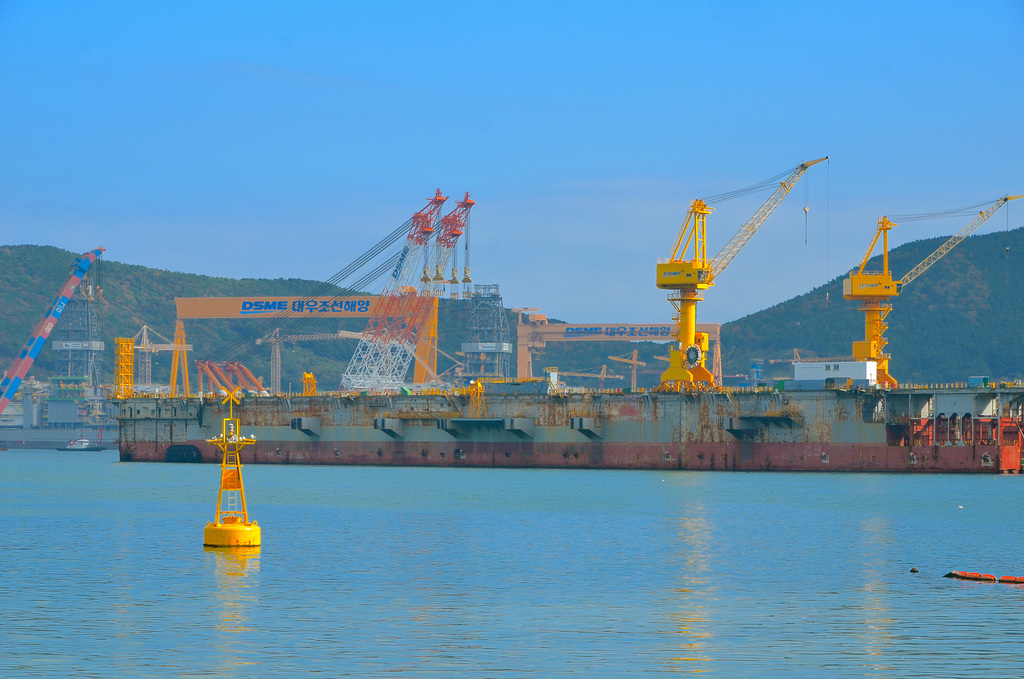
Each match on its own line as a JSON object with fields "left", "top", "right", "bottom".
{"left": 111, "top": 174, "right": 1024, "bottom": 473}
{"left": 0, "top": 166, "right": 1003, "bottom": 473}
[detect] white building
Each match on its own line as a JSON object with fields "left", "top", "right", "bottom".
{"left": 791, "top": 360, "right": 877, "bottom": 389}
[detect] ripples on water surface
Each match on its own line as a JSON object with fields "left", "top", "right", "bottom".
{"left": 2, "top": 450, "right": 1023, "bottom": 677}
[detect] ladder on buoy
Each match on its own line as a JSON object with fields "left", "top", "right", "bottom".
{"left": 203, "top": 388, "right": 260, "bottom": 547}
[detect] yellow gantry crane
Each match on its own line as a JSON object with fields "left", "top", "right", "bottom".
{"left": 656, "top": 157, "right": 828, "bottom": 389}
{"left": 844, "top": 194, "right": 1021, "bottom": 388}
{"left": 169, "top": 320, "right": 191, "bottom": 397}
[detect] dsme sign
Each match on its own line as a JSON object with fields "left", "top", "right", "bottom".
{"left": 240, "top": 299, "right": 372, "bottom": 315}
{"left": 175, "top": 296, "right": 378, "bottom": 319}
{"left": 563, "top": 325, "right": 674, "bottom": 338}
{"left": 564, "top": 326, "right": 605, "bottom": 337}
{"left": 241, "top": 300, "right": 290, "bottom": 313}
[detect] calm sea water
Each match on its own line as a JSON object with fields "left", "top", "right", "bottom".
{"left": 1, "top": 450, "right": 1023, "bottom": 678}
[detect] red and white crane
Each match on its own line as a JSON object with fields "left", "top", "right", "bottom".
{"left": 342, "top": 190, "right": 449, "bottom": 390}
{"left": 426, "top": 192, "right": 475, "bottom": 296}
{"left": 0, "top": 247, "right": 105, "bottom": 416}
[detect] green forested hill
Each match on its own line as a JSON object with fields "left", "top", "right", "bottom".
{"left": 3, "top": 226, "right": 1022, "bottom": 392}
{"left": 721, "top": 226, "right": 1024, "bottom": 384}
{"left": 0, "top": 245, "right": 494, "bottom": 390}
{"left": 0, "top": 245, "right": 361, "bottom": 389}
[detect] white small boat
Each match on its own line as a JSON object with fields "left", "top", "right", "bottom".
{"left": 57, "top": 438, "right": 105, "bottom": 452}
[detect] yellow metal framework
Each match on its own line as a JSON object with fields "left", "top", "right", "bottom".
{"left": 169, "top": 319, "right": 191, "bottom": 397}
{"left": 413, "top": 296, "right": 440, "bottom": 384}
{"left": 656, "top": 199, "right": 715, "bottom": 387}
{"left": 657, "top": 157, "right": 827, "bottom": 389}
{"left": 843, "top": 216, "right": 901, "bottom": 385}
{"left": 114, "top": 337, "right": 134, "bottom": 399}
{"left": 302, "top": 372, "right": 317, "bottom": 396}
{"left": 468, "top": 380, "right": 487, "bottom": 418}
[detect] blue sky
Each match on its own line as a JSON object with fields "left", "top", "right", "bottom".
{"left": 1, "top": 1, "right": 1021, "bottom": 325}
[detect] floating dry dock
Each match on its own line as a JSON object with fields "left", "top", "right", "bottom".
{"left": 117, "top": 383, "right": 1024, "bottom": 473}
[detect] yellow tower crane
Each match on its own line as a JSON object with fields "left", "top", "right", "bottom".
{"left": 844, "top": 194, "right": 1021, "bottom": 388}
{"left": 132, "top": 324, "right": 193, "bottom": 387}
{"left": 548, "top": 366, "right": 624, "bottom": 390}
{"left": 656, "top": 157, "right": 828, "bottom": 389}
{"left": 608, "top": 350, "right": 646, "bottom": 390}
{"left": 257, "top": 328, "right": 364, "bottom": 395}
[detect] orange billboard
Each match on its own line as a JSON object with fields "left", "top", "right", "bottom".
{"left": 175, "top": 296, "right": 379, "bottom": 319}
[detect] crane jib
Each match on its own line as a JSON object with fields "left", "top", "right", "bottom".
{"left": 899, "top": 195, "right": 1021, "bottom": 287}
{"left": 708, "top": 157, "right": 827, "bottom": 280}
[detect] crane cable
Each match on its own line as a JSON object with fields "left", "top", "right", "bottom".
{"left": 699, "top": 164, "right": 800, "bottom": 206}
{"left": 803, "top": 170, "right": 810, "bottom": 246}
{"left": 825, "top": 158, "right": 830, "bottom": 334}
{"left": 229, "top": 252, "right": 402, "bottom": 363}
{"left": 232, "top": 252, "right": 401, "bottom": 362}
{"left": 212, "top": 247, "right": 402, "bottom": 363}
{"left": 889, "top": 197, "right": 1001, "bottom": 223}
{"left": 206, "top": 218, "right": 412, "bottom": 362}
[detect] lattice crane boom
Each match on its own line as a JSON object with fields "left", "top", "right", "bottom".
{"left": 899, "top": 194, "right": 1022, "bottom": 287}
{"left": 386, "top": 188, "right": 448, "bottom": 296}
{"left": 708, "top": 157, "right": 828, "bottom": 279}
{"left": 343, "top": 189, "right": 451, "bottom": 391}
{"left": 259, "top": 330, "right": 364, "bottom": 344}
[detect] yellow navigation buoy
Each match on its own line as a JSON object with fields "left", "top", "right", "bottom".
{"left": 203, "top": 388, "right": 261, "bottom": 547}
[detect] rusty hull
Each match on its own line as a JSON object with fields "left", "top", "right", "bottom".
{"left": 117, "top": 386, "right": 1024, "bottom": 473}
